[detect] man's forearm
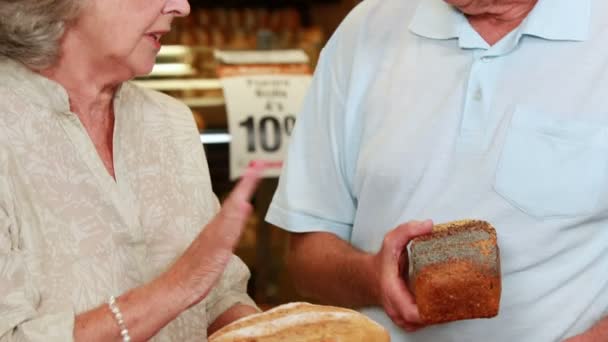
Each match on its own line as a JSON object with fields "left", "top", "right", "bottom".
{"left": 588, "top": 317, "right": 608, "bottom": 339}
{"left": 208, "top": 304, "right": 259, "bottom": 336}
{"left": 287, "top": 232, "right": 380, "bottom": 308}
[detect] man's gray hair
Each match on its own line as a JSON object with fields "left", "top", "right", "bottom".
{"left": 0, "top": 0, "right": 84, "bottom": 70}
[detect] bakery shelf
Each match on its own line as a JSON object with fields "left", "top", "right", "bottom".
{"left": 199, "top": 131, "right": 231, "bottom": 144}
{"left": 183, "top": 96, "right": 225, "bottom": 107}
{"left": 132, "top": 78, "right": 222, "bottom": 91}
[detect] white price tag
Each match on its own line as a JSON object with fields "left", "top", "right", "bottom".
{"left": 221, "top": 74, "right": 312, "bottom": 180}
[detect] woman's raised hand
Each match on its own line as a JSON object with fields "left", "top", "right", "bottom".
{"left": 164, "top": 162, "right": 266, "bottom": 308}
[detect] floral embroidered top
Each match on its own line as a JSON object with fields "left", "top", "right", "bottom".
{"left": 0, "top": 59, "right": 256, "bottom": 341}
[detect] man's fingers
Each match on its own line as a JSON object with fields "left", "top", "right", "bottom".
{"left": 394, "top": 279, "right": 424, "bottom": 324}
{"left": 380, "top": 219, "right": 433, "bottom": 332}
{"left": 391, "top": 314, "right": 424, "bottom": 332}
{"left": 384, "top": 219, "right": 433, "bottom": 276}
{"left": 383, "top": 267, "right": 424, "bottom": 325}
{"left": 395, "top": 219, "right": 433, "bottom": 243}
{"left": 402, "top": 323, "right": 424, "bottom": 333}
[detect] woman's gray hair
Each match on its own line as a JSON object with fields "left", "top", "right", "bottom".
{"left": 0, "top": 0, "right": 84, "bottom": 70}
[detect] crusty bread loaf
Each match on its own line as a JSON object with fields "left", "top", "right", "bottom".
{"left": 208, "top": 302, "right": 390, "bottom": 342}
{"left": 408, "top": 219, "right": 501, "bottom": 324}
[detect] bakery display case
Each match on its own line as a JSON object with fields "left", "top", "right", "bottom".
{"left": 135, "top": 0, "right": 359, "bottom": 307}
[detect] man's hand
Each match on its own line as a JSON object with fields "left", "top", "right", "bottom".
{"left": 372, "top": 220, "right": 433, "bottom": 332}
{"left": 208, "top": 304, "right": 259, "bottom": 336}
{"left": 564, "top": 333, "right": 592, "bottom": 342}
{"left": 563, "top": 317, "right": 608, "bottom": 342}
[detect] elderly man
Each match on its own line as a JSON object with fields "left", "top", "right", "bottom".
{"left": 266, "top": 0, "right": 608, "bottom": 341}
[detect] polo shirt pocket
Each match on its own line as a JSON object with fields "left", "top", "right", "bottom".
{"left": 494, "top": 107, "right": 608, "bottom": 218}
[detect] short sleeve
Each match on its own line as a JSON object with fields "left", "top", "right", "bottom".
{"left": 265, "top": 30, "right": 361, "bottom": 241}
{"left": 0, "top": 150, "right": 75, "bottom": 341}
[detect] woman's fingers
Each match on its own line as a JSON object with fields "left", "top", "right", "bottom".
{"left": 391, "top": 220, "right": 433, "bottom": 248}
{"left": 209, "top": 162, "right": 266, "bottom": 245}
{"left": 217, "top": 162, "right": 266, "bottom": 223}
{"left": 225, "top": 161, "right": 266, "bottom": 207}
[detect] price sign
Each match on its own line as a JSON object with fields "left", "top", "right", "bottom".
{"left": 221, "top": 73, "right": 312, "bottom": 180}
{"left": 217, "top": 50, "right": 312, "bottom": 180}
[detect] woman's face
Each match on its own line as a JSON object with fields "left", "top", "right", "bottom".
{"left": 71, "top": 0, "right": 190, "bottom": 77}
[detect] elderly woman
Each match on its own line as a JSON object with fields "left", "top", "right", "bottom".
{"left": 0, "top": 0, "right": 265, "bottom": 341}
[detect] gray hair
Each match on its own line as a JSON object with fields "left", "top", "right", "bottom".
{"left": 0, "top": 0, "right": 84, "bottom": 70}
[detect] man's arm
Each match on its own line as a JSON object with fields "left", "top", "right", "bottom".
{"left": 207, "top": 304, "right": 259, "bottom": 335}
{"left": 564, "top": 317, "right": 608, "bottom": 341}
{"left": 288, "top": 232, "right": 379, "bottom": 308}
{"left": 286, "top": 221, "right": 433, "bottom": 332}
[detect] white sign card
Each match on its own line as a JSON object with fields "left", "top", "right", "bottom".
{"left": 217, "top": 50, "right": 312, "bottom": 180}
{"left": 221, "top": 74, "right": 311, "bottom": 180}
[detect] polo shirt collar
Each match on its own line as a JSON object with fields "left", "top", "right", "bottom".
{"left": 409, "top": 0, "right": 591, "bottom": 45}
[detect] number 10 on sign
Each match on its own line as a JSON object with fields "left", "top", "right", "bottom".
{"left": 239, "top": 115, "right": 296, "bottom": 153}
{"left": 222, "top": 74, "right": 312, "bottom": 180}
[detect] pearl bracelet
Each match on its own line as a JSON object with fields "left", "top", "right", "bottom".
{"left": 108, "top": 296, "right": 131, "bottom": 342}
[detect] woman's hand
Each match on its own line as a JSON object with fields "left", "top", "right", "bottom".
{"left": 372, "top": 220, "right": 433, "bottom": 332}
{"left": 162, "top": 163, "right": 264, "bottom": 309}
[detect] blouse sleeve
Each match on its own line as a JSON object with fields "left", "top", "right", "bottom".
{"left": 203, "top": 255, "right": 259, "bottom": 325}
{"left": 0, "top": 152, "right": 75, "bottom": 341}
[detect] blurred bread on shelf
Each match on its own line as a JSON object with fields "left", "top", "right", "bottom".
{"left": 191, "top": 110, "right": 206, "bottom": 132}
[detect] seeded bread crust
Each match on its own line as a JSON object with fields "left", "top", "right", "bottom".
{"left": 409, "top": 219, "right": 501, "bottom": 324}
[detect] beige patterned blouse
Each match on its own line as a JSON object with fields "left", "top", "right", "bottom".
{"left": 0, "top": 59, "right": 256, "bottom": 341}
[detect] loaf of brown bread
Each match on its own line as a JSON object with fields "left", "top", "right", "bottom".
{"left": 408, "top": 219, "right": 501, "bottom": 324}
{"left": 208, "top": 302, "right": 390, "bottom": 342}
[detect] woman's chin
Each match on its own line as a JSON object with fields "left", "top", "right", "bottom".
{"left": 122, "top": 45, "right": 160, "bottom": 79}
{"left": 133, "top": 61, "right": 156, "bottom": 78}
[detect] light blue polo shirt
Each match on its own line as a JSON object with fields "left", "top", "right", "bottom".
{"left": 266, "top": 0, "right": 608, "bottom": 340}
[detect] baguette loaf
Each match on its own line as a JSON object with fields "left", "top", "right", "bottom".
{"left": 408, "top": 219, "right": 501, "bottom": 324}
{"left": 208, "top": 302, "right": 390, "bottom": 342}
